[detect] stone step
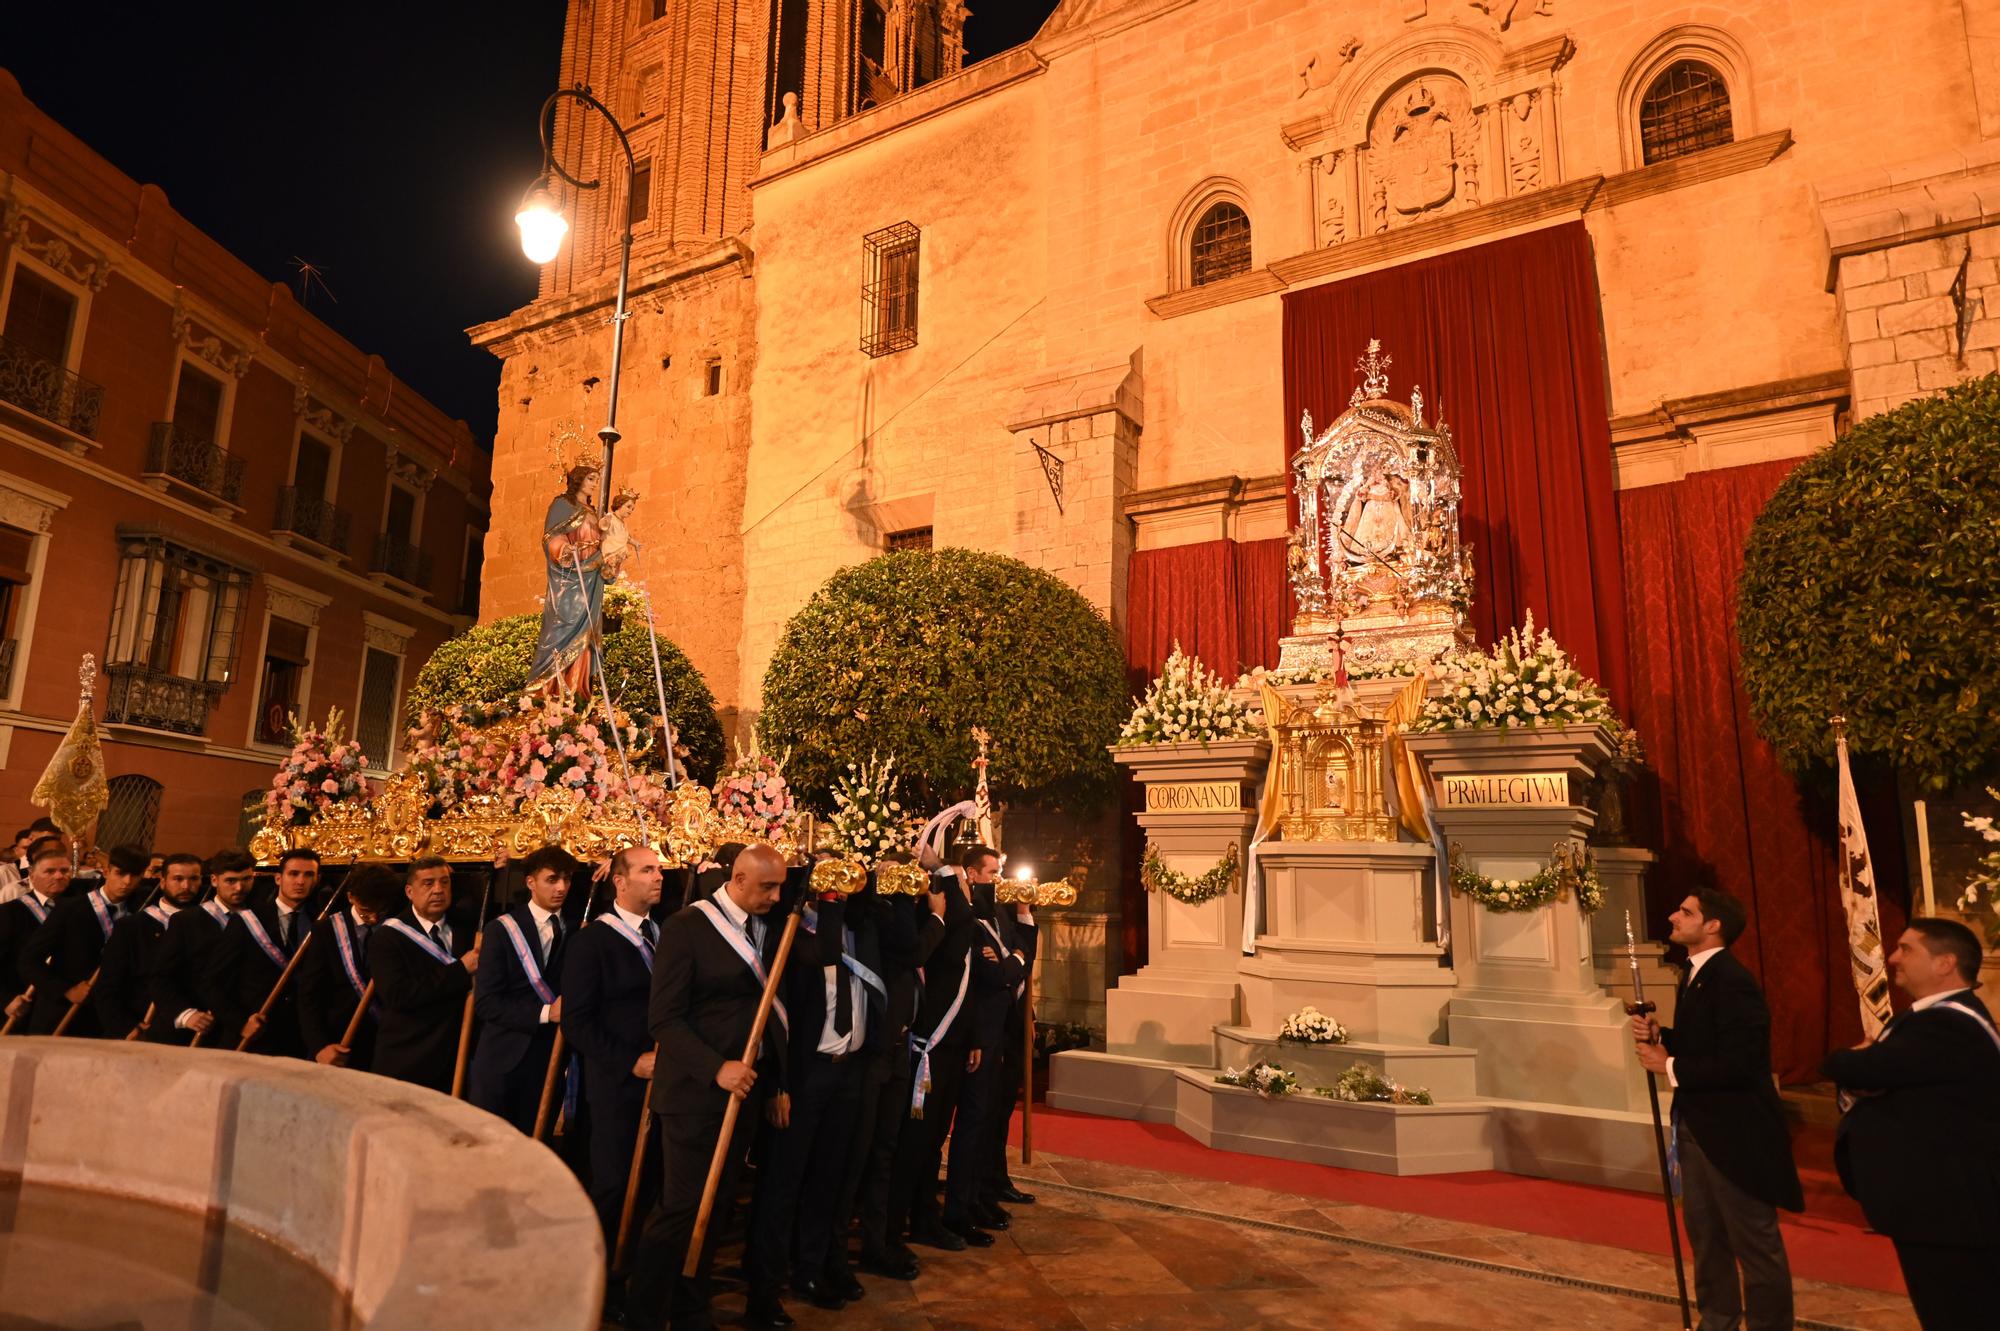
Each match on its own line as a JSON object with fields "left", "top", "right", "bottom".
{"left": 1212, "top": 1024, "right": 1481, "bottom": 1100}
{"left": 1168, "top": 1067, "right": 1496, "bottom": 1176}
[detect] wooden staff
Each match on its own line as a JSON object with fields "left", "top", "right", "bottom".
{"left": 1, "top": 987, "right": 32, "bottom": 1036}
{"left": 337, "top": 979, "right": 375, "bottom": 1056}
{"left": 1021, "top": 989, "right": 1035, "bottom": 1165}
{"left": 681, "top": 896, "right": 807, "bottom": 1278}
{"left": 612, "top": 1041, "right": 660, "bottom": 1275}
{"left": 450, "top": 870, "right": 500, "bottom": 1099}
{"left": 236, "top": 888, "right": 348, "bottom": 1052}
{"left": 533, "top": 871, "right": 609, "bottom": 1141}
{"left": 51, "top": 883, "right": 164, "bottom": 1038}
{"left": 125, "top": 1002, "right": 155, "bottom": 1041}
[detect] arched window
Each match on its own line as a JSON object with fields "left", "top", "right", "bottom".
{"left": 98, "top": 775, "right": 164, "bottom": 850}
{"left": 1639, "top": 60, "right": 1733, "bottom": 164}
{"left": 1190, "top": 202, "right": 1252, "bottom": 287}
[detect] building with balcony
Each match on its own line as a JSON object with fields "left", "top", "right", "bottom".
{"left": 0, "top": 68, "right": 491, "bottom": 850}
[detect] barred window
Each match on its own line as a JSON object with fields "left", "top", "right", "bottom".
{"left": 861, "top": 221, "right": 920, "bottom": 357}
{"left": 99, "top": 775, "right": 164, "bottom": 849}
{"left": 627, "top": 159, "right": 653, "bottom": 226}
{"left": 884, "top": 526, "right": 932, "bottom": 552}
{"left": 1639, "top": 60, "right": 1733, "bottom": 164}
{"left": 354, "top": 645, "right": 403, "bottom": 768}
{"left": 1190, "top": 203, "right": 1252, "bottom": 287}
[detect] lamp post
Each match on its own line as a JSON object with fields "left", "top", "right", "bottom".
{"left": 515, "top": 87, "right": 636, "bottom": 512}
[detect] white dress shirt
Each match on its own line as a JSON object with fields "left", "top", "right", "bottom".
{"left": 817, "top": 924, "right": 868, "bottom": 1057}
{"left": 712, "top": 889, "right": 763, "bottom": 951}
{"left": 527, "top": 900, "right": 562, "bottom": 1023}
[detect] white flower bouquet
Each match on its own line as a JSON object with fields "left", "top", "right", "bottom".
{"left": 1315, "top": 1062, "right": 1434, "bottom": 1106}
{"left": 1215, "top": 1060, "right": 1300, "bottom": 1099}
{"left": 1959, "top": 788, "right": 2000, "bottom": 923}
{"left": 1410, "top": 611, "right": 1618, "bottom": 733}
{"left": 825, "top": 754, "right": 914, "bottom": 866}
{"left": 1278, "top": 1005, "right": 1349, "bottom": 1045}
{"left": 1121, "top": 643, "right": 1262, "bottom": 746}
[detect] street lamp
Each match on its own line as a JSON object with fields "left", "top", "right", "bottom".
{"left": 517, "top": 87, "right": 637, "bottom": 511}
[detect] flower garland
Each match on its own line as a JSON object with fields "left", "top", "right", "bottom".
{"left": 1216, "top": 1061, "right": 1299, "bottom": 1098}
{"left": 1313, "top": 1063, "right": 1435, "bottom": 1106}
{"left": 1120, "top": 643, "right": 1262, "bottom": 746}
{"left": 1959, "top": 787, "right": 2000, "bottom": 926}
{"left": 1141, "top": 841, "right": 1240, "bottom": 906}
{"left": 714, "top": 750, "right": 796, "bottom": 845}
{"left": 824, "top": 754, "right": 914, "bottom": 866}
{"left": 1236, "top": 658, "right": 1423, "bottom": 690}
{"left": 1410, "top": 611, "right": 1619, "bottom": 733}
{"left": 1278, "top": 1005, "right": 1349, "bottom": 1045}
{"left": 1448, "top": 840, "right": 1605, "bottom": 915}
{"left": 264, "top": 709, "right": 373, "bottom": 827}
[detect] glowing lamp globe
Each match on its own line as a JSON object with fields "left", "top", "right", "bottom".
{"left": 515, "top": 187, "right": 569, "bottom": 263}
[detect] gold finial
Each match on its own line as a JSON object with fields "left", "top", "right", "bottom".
{"left": 1353, "top": 338, "right": 1393, "bottom": 403}
{"left": 78, "top": 653, "right": 97, "bottom": 704}
{"left": 546, "top": 417, "right": 605, "bottom": 480}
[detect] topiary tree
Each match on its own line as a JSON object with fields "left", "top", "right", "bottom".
{"left": 758, "top": 549, "right": 1128, "bottom": 812}
{"left": 1738, "top": 373, "right": 2000, "bottom": 789}
{"left": 406, "top": 584, "right": 726, "bottom": 783}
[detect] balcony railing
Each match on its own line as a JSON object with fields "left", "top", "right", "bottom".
{"left": 371, "top": 533, "right": 432, "bottom": 590}
{"left": 0, "top": 334, "right": 104, "bottom": 438}
{"left": 146, "top": 423, "right": 246, "bottom": 507}
{"left": 275, "top": 486, "right": 352, "bottom": 555}
{"left": 101, "top": 662, "right": 224, "bottom": 736}
{"left": 0, "top": 639, "right": 16, "bottom": 696}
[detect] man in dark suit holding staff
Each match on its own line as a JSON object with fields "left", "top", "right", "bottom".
{"left": 1632, "top": 888, "right": 1802, "bottom": 1331}
{"left": 1824, "top": 917, "right": 2000, "bottom": 1331}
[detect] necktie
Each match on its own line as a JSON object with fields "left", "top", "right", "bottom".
{"left": 429, "top": 923, "right": 446, "bottom": 951}
{"left": 641, "top": 918, "right": 658, "bottom": 949}
{"left": 833, "top": 939, "right": 854, "bottom": 1037}
{"left": 541, "top": 917, "right": 556, "bottom": 959}
{"left": 281, "top": 912, "right": 296, "bottom": 950}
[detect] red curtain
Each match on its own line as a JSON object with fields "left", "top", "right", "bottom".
{"left": 1281, "top": 221, "right": 1630, "bottom": 708}
{"left": 1619, "top": 459, "right": 1906, "bottom": 1081}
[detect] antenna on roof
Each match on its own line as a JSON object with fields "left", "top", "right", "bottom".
{"left": 291, "top": 257, "right": 338, "bottom": 312}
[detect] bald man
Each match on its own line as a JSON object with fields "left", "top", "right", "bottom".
{"left": 626, "top": 842, "right": 795, "bottom": 1331}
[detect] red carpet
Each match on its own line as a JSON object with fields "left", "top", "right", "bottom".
{"left": 1007, "top": 1106, "right": 1904, "bottom": 1296}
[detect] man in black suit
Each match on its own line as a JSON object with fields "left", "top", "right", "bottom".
{"left": 17, "top": 842, "right": 147, "bottom": 1035}
{"left": 297, "top": 865, "right": 404, "bottom": 1070}
{"left": 626, "top": 842, "right": 792, "bottom": 1331}
{"left": 747, "top": 866, "right": 885, "bottom": 1312}
{"left": 2, "top": 839, "right": 74, "bottom": 1026}
{"left": 1824, "top": 917, "right": 2000, "bottom": 1331}
{"left": 368, "top": 856, "right": 481, "bottom": 1091}
{"left": 984, "top": 893, "right": 1040, "bottom": 1212}
{"left": 841, "top": 863, "right": 941, "bottom": 1283}
{"left": 561, "top": 844, "right": 663, "bottom": 1299}
{"left": 147, "top": 848, "right": 256, "bottom": 1046}
{"left": 470, "top": 844, "right": 575, "bottom": 1130}
{"left": 1633, "top": 888, "right": 1803, "bottom": 1331}
{"left": 97, "top": 851, "right": 205, "bottom": 1040}
{"left": 885, "top": 845, "right": 983, "bottom": 1253}
{"left": 964, "top": 874, "right": 1039, "bottom": 1227}
{"left": 201, "top": 847, "right": 320, "bottom": 1055}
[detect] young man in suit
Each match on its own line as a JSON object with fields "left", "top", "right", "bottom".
{"left": 147, "top": 848, "right": 255, "bottom": 1046}
{"left": 885, "top": 845, "right": 982, "bottom": 1254}
{"left": 297, "top": 865, "right": 404, "bottom": 1070}
{"left": 1824, "top": 917, "right": 2000, "bottom": 1331}
{"left": 984, "top": 892, "right": 1039, "bottom": 1212}
{"left": 941, "top": 860, "right": 1032, "bottom": 1241}
{"left": 369, "top": 856, "right": 481, "bottom": 1091}
{"left": 963, "top": 874, "right": 1038, "bottom": 1228}
{"left": 841, "top": 863, "right": 941, "bottom": 1283}
{"left": 1632, "top": 888, "right": 1803, "bottom": 1331}
{"left": 626, "top": 842, "right": 792, "bottom": 1331}
{"left": 470, "top": 844, "right": 574, "bottom": 1130}
{"left": 1, "top": 839, "right": 74, "bottom": 1026}
{"left": 97, "top": 851, "right": 205, "bottom": 1039}
{"left": 747, "top": 864, "right": 886, "bottom": 1311}
{"left": 201, "top": 848, "right": 319, "bottom": 1055}
{"left": 563, "top": 845, "right": 664, "bottom": 1320}
{"left": 17, "top": 842, "right": 147, "bottom": 1035}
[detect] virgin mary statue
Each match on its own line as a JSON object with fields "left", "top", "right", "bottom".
{"left": 528, "top": 463, "right": 604, "bottom": 698}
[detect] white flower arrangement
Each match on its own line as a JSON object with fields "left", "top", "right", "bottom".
{"left": 1235, "top": 659, "right": 1424, "bottom": 692}
{"left": 1277, "top": 1005, "right": 1349, "bottom": 1045}
{"left": 824, "top": 753, "right": 914, "bottom": 867}
{"left": 1215, "top": 1060, "right": 1300, "bottom": 1098}
{"left": 1120, "top": 643, "right": 1262, "bottom": 746}
{"left": 1315, "top": 1062, "right": 1435, "bottom": 1106}
{"left": 1958, "top": 787, "right": 2000, "bottom": 921}
{"left": 1410, "top": 611, "right": 1618, "bottom": 733}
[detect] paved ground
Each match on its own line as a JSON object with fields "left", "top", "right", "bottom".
{"left": 679, "top": 1151, "right": 1920, "bottom": 1331}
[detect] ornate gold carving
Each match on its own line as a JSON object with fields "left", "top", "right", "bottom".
{"left": 1270, "top": 685, "right": 1396, "bottom": 843}
{"left": 875, "top": 862, "right": 930, "bottom": 897}
{"left": 811, "top": 858, "right": 868, "bottom": 897}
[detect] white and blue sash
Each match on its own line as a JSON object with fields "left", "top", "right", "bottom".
{"left": 238, "top": 910, "right": 290, "bottom": 970}
{"left": 86, "top": 889, "right": 116, "bottom": 941}
{"left": 21, "top": 893, "right": 50, "bottom": 924}
{"left": 144, "top": 903, "right": 172, "bottom": 928}
{"left": 599, "top": 912, "right": 656, "bottom": 969}
{"left": 691, "top": 896, "right": 789, "bottom": 1037}
{"left": 801, "top": 906, "right": 888, "bottom": 1005}
{"left": 908, "top": 955, "right": 970, "bottom": 1119}
{"left": 497, "top": 913, "right": 557, "bottom": 1005}
{"left": 1934, "top": 997, "right": 2000, "bottom": 1056}
{"left": 383, "top": 917, "right": 457, "bottom": 965}
{"left": 331, "top": 913, "right": 369, "bottom": 998}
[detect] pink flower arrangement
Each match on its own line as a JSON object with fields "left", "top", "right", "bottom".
{"left": 265, "top": 710, "right": 373, "bottom": 827}
{"left": 494, "top": 697, "right": 626, "bottom": 807}
{"left": 406, "top": 700, "right": 514, "bottom": 811}
{"left": 713, "top": 751, "right": 796, "bottom": 844}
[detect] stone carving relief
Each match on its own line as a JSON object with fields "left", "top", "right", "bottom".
{"left": 1505, "top": 92, "right": 1544, "bottom": 192}
{"left": 172, "top": 298, "right": 254, "bottom": 379}
{"left": 388, "top": 452, "right": 437, "bottom": 494}
{"left": 2, "top": 203, "right": 113, "bottom": 291}
{"left": 1468, "top": 0, "right": 1554, "bottom": 33}
{"left": 362, "top": 613, "right": 413, "bottom": 656}
{"left": 1368, "top": 77, "right": 1478, "bottom": 231}
{"left": 263, "top": 579, "right": 327, "bottom": 628}
{"left": 1297, "top": 39, "right": 1363, "bottom": 98}
{"left": 0, "top": 482, "right": 58, "bottom": 534}
{"left": 292, "top": 384, "right": 358, "bottom": 444}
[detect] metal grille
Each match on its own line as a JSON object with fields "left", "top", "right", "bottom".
{"left": 101, "top": 663, "right": 225, "bottom": 735}
{"left": 884, "top": 526, "right": 932, "bottom": 552}
{"left": 1639, "top": 60, "right": 1733, "bottom": 164}
{"left": 860, "top": 222, "right": 921, "bottom": 357}
{"left": 145, "top": 422, "right": 246, "bottom": 506}
{"left": 355, "top": 646, "right": 401, "bottom": 766}
{"left": 0, "top": 333, "right": 104, "bottom": 438}
{"left": 1190, "top": 202, "right": 1251, "bottom": 287}
{"left": 98, "top": 775, "right": 163, "bottom": 849}
{"left": 371, "top": 532, "right": 433, "bottom": 590}
{"left": 0, "top": 638, "right": 15, "bottom": 696}
{"left": 275, "top": 486, "right": 352, "bottom": 554}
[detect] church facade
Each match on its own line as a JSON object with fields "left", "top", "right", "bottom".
{"left": 472, "top": 0, "right": 2000, "bottom": 1037}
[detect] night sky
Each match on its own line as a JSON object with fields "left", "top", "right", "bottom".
{"left": 5, "top": 1, "right": 1062, "bottom": 444}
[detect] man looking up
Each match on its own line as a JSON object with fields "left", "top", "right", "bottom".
{"left": 1632, "top": 889, "right": 1802, "bottom": 1331}
{"left": 1824, "top": 918, "right": 2000, "bottom": 1331}
{"left": 97, "top": 851, "right": 204, "bottom": 1040}
{"left": 471, "top": 844, "right": 575, "bottom": 1131}
{"left": 147, "top": 848, "right": 254, "bottom": 1045}
{"left": 369, "top": 856, "right": 480, "bottom": 1091}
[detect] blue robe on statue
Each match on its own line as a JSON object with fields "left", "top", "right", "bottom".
{"left": 528, "top": 493, "right": 603, "bottom": 692}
